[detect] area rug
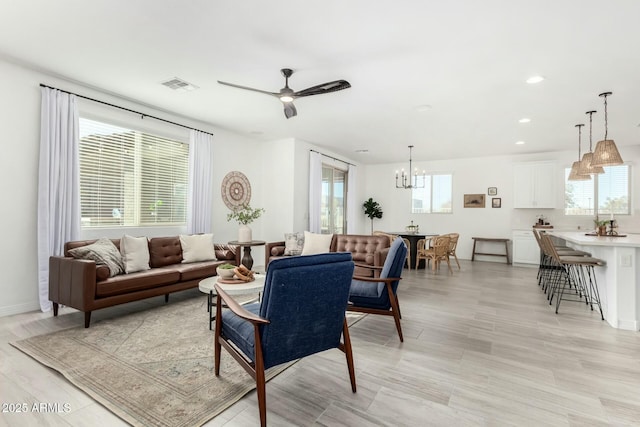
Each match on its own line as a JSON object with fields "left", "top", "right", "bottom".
{"left": 11, "top": 295, "right": 296, "bottom": 427}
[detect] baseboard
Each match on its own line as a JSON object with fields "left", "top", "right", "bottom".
{"left": 0, "top": 301, "right": 41, "bottom": 317}
{"left": 616, "top": 319, "right": 639, "bottom": 331}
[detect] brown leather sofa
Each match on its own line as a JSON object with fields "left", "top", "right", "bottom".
{"left": 49, "top": 236, "right": 240, "bottom": 327}
{"left": 265, "top": 234, "right": 390, "bottom": 277}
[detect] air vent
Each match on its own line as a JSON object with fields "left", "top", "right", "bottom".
{"left": 161, "top": 77, "right": 199, "bottom": 92}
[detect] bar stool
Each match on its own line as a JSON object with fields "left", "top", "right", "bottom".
{"left": 532, "top": 229, "right": 591, "bottom": 291}
{"left": 539, "top": 233, "right": 605, "bottom": 319}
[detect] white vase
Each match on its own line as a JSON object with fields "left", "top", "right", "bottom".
{"left": 238, "top": 224, "right": 252, "bottom": 243}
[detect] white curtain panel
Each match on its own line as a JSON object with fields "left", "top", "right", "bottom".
{"left": 308, "top": 151, "right": 322, "bottom": 233}
{"left": 347, "top": 164, "right": 358, "bottom": 233}
{"left": 37, "top": 87, "right": 81, "bottom": 312}
{"left": 187, "top": 130, "right": 214, "bottom": 234}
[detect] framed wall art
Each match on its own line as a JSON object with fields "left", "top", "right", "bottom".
{"left": 492, "top": 198, "right": 502, "bottom": 208}
{"left": 463, "top": 194, "right": 485, "bottom": 208}
{"left": 488, "top": 187, "right": 497, "bottom": 196}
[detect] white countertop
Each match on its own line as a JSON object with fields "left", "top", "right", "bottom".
{"left": 549, "top": 231, "right": 640, "bottom": 248}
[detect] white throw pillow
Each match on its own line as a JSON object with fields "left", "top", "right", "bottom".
{"left": 120, "top": 235, "right": 150, "bottom": 274}
{"left": 301, "top": 231, "right": 334, "bottom": 255}
{"left": 180, "top": 234, "right": 216, "bottom": 263}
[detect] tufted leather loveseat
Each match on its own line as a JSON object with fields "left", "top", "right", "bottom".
{"left": 49, "top": 236, "right": 240, "bottom": 327}
{"left": 265, "top": 234, "right": 390, "bottom": 277}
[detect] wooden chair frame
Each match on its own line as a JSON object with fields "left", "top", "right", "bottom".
{"left": 349, "top": 263, "right": 404, "bottom": 341}
{"left": 214, "top": 285, "right": 356, "bottom": 427}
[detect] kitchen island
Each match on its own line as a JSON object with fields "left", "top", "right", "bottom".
{"left": 550, "top": 231, "right": 640, "bottom": 330}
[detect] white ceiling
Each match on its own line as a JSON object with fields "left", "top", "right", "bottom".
{"left": 1, "top": 0, "right": 639, "bottom": 164}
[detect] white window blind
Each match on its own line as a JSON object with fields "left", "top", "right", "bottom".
{"left": 79, "top": 118, "right": 189, "bottom": 227}
{"left": 598, "top": 165, "right": 630, "bottom": 215}
{"left": 412, "top": 173, "right": 453, "bottom": 213}
{"left": 564, "top": 164, "right": 630, "bottom": 215}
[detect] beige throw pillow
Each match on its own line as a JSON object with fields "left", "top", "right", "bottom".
{"left": 301, "top": 231, "right": 333, "bottom": 255}
{"left": 120, "top": 235, "right": 150, "bottom": 273}
{"left": 180, "top": 234, "right": 216, "bottom": 263}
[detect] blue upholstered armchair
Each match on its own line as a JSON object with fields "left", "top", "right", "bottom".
{"left": 348, "top": 237, "right": 407, "bottom": 341}
{"left": 214, "top": 252, "right": 356, "bottom": 427}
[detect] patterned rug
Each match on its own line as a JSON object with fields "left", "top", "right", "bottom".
{"left": 11, "top": 295, "right": 297, "bottom": 427}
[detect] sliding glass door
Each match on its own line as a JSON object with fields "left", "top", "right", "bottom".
{"left": 321, "top": 165, "right": 347, "bottom": 234}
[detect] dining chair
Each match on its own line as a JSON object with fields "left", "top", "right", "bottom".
{"left": 446, "top": 233, "right": 461, "bottom": 269}
{"left": 422, "top": 235, "right": 452, "bottom": 273}
{"left": 214, "top": 252, "right": 356, "bottom": 427}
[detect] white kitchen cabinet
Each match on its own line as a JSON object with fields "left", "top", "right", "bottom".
{"left": 513, "top": 162, "right": 556, "bottom": 208}
{"left": 512, "top": 230, "right": 540, "bottom": 264}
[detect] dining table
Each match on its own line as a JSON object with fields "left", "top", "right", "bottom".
{"left": 386, "top": 232, "right": 438, "bottom": 269}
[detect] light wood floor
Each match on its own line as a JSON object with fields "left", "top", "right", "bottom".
{"left": 2, "top": 260, "right": 640, "bottom": 426}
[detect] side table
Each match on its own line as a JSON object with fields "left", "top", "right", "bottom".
{"left": 228, "top": 240, "right": 266, "bottom": 270}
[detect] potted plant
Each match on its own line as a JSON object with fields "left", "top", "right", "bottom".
{"left": 593, "top": 219, "right": 608, "bottom": 236}
{"left": 227, "top": 204, "right": 265, "bottom": 242}
{"left": 363, "top": 197, "right": 383, "bottom": 234}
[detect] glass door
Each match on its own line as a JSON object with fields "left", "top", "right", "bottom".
{"left": 321, "top": 165, "right": 347, "bottom": 234}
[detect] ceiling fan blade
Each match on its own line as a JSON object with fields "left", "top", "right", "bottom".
{"left": 283, "top": 102, "right": 297, "bottom": 119}
{"left": 217, "top": 80, "right": 278, "bottom": 97}
{"left": 293, "top": 80, "right": 351, "bottom": 98}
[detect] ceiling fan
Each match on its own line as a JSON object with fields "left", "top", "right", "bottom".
{"left": 217, "top": 68, "right": 351, "bottom": 119}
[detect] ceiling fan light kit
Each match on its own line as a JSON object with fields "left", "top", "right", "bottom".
{"left": 217, "top": 68, "right": 350, "bottom": 119}
{"left": 592, "top": 92, "right": 624, "bottom": 167}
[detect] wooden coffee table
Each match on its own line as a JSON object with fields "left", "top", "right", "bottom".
{"left": 198, "top": 274, "right": 265, "bottom": 330}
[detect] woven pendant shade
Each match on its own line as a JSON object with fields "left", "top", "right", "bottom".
{"left": 568, "top": 160, "right": 591, "bottom": 181}
{"left": 578, "top": 152, "right": 604, "bottom": 175}
{"left": 592, "top": 92, "right": 623, "bottom": 167}
{"left": 568, "top": 123, "right": 590, "bottom": 181}
{"left": 592, "top": 139, "right": 623, "bottom": 167}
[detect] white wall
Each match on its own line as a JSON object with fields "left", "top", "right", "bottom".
{"left": 0, "top": 57, "right": 261, "bottom": 316}
{"left": 363, "top": 148, "right": 640, "bottom": 261}
{"left": 2, "top": 54, "right": 639, "bottom": 316}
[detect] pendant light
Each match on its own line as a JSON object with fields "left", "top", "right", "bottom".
{"left": 578, "top": 110, "right": 604, "bottom": 175}
{"left": 592, "top": 92, "right": 624, "bottom": 167}
{"left": 568, "top": 124, "right": 591, "bottom": 181}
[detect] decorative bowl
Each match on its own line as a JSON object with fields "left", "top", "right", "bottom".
{"left": 217, "top": 265, "right": 236, "bottom": 279}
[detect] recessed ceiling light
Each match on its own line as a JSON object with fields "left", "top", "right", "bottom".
{"left": 355, "top": 149, "right": 369, "bottom": 153}
{"left": 526, "top": 76, "right": 545, "bottom": 84}
{"left": 515, "top": 141, "right": 526, "bottom": 145}
{"left": 519, "top": 118, "right": 531, "bottom": 123}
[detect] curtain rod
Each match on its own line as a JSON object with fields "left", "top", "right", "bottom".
{"left": 39, "top": 83, "right": 214, "bottom": 136}
{"left": 310, "top": 149, "right": 356, "bottom": 167}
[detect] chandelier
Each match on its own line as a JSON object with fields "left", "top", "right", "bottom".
{"left": 395, "top": 145, "right": 425, "bottom": 189}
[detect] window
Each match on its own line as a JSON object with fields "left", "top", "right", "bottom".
{"left": 321, "top": 165, "right": 347, "bottom": 234}
{"left": 79, "top": 118, "right": 189, "bottom": 227}
{"left": 564, "top": 164, "right": 630, "bottom": 215}
{"left": 412, "top": 173, "right": 453, "bottom": 213}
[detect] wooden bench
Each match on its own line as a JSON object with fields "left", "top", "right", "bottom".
{"left": 471, "top": 237, "right": 511, "bottom": 264}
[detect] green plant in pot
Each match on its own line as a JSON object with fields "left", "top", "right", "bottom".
{"left": 594, "top": 219, "right": 609, "bottom": 236}
{"left": 363, "top": 197, "right": 383, "bottom": 234}
{"left": 227, "top": 204, "right": 265, "bottom": 243}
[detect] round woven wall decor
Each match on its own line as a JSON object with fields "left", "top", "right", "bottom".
{"left": 221, "top": 171, "right": 251, "bottom": 210}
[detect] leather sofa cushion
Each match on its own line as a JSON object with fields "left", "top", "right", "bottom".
{"left": 96, "top": 269, "right": 180, "bottom": 297}
{"left": 160, "top": 261, "right": 221, "bottom": 282}
{"left": 334, "top": 235, "right": 389, "bottom": 259}
{"left": 96, "top": 266, "right": 110, "bottom": 282}
{"left": 149, "top": 236, "right": 183, "bottom": 267}
{"left": 271, "top": 246, "right": 285, "bottom": 256}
